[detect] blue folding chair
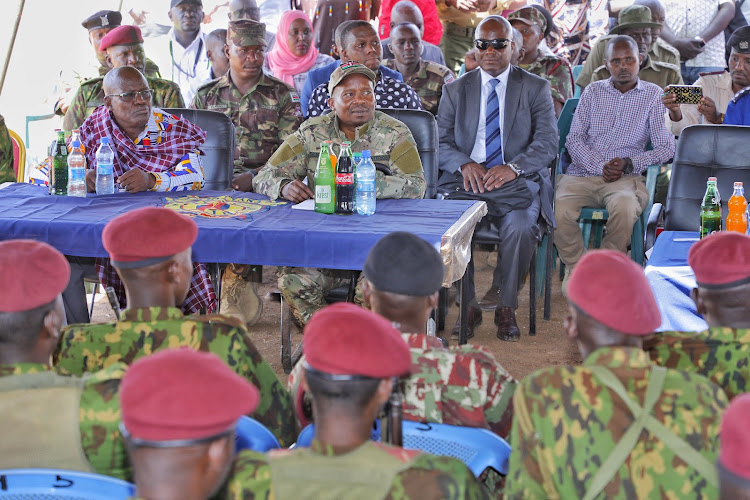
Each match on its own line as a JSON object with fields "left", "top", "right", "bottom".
{"left": 0, "top": 468, "right": 134, "bottom": 499}
{"left": 235, "top": 416, "right": 281, "bottom": 452}
{"left": 295, "top": 420, "right": 511, "bottom": 477}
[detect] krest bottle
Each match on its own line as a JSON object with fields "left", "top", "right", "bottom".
{"left": 700, "top": 176, "right": 722, "bottom": 238}
{"left": 314, "top": 142, "right": 336, "bottom": 214}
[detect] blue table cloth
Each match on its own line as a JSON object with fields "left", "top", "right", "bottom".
{"left": 645, "top": 230, "right": 707, "bottom": 332}
{"left": 0, "top": 184, "right": 483, "bottom": 279}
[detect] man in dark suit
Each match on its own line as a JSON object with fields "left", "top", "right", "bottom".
{"left": 437, "top": 15, "right": 558, "bottom": 341}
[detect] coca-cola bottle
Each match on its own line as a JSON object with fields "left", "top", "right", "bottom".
{"left": 335, "top": 141, "right": 355, "bottom": 215}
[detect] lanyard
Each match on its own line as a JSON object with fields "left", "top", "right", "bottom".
{"left": 170, "top": 37, "right": 204, "bottom": 80}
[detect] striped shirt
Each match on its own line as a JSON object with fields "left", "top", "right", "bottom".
{"left": 566, "top": 78, "right": 675, "bottom": 176}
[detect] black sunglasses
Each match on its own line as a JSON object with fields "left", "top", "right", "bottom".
{"left": 474, "top": 38, "right": 511, "bottom": 51}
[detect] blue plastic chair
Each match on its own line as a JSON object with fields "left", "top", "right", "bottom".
{"left": 295, "top": 420, "right": 511, "bottom": 477}
{"left": 235, "top": 416, "right": 281, "bottom": 452}
{"left": 0, "top": 468, "right": 134, "bottom": 499}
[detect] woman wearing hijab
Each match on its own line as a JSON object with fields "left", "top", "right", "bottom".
{"left": 264, "top": 11, "right": 334, "bottom": 93}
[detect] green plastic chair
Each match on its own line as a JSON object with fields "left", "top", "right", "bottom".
{"left": 572, "top": 64, "right": 583, "bottom": 98}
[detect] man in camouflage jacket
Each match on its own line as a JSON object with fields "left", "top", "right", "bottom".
{"left": 254, "top": 63, "right": 425, "bottom": 326}
{"left": 63, "top": 25, "right": 183, "bottom": 132}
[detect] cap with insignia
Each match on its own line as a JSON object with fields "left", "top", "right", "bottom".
{"left": 171, "top": 0, "right": 203, "bottom": 7}
{"left": 81, "top": 10, "right": 122, "bottom": 31}
{"left": 688, "top": 231, "right": 750, "bottom": 289}
{"left": 567, "top": 249, "right": 661, "bottom": 335}
{"left": 102, "top": 207, "right": 198, "bottom": 269}
{"left": 328, "top": 62, "right": 377, "bottom": 94}
{"left": 609, "top": 5, "right": 660, "bottom": 35}
{"left": 120, "top": 348, "right": 259, "bottom": 445}
{"left": 363, "top": 231, "right": 444, "bottom": 296}
{"left": 99, "top": 25, "right": 144, "bottom": 52}
{"left": 728, "top": 26, "right": 750, "bottom": 54}
{"left": 228, "top": 19, "right": 267, "bottom": 48}
{"left": 0, "top": 240, "right": 70, "bottom": 313}
{"left": 303, "top": 303, "right": 412, "bottom": 379}
{"left": 508, "top": 6, "right": 547, "bottom": 33}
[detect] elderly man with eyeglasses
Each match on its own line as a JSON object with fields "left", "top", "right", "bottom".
{"left": 437, "top": 15, "right": 557, "bottom": 342}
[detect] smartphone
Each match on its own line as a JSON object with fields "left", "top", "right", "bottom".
{"left": 667, "top": 85, "right": 703, "bottom": 104}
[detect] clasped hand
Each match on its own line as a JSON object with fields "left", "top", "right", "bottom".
{"left": 461, "top": 162, "right": 517, "bottom": 194}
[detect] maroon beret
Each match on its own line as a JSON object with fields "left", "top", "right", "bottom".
{"left": 99, "top": 25, "right": 144, "bottom": 52}
{"left": 720, "top": 393, "right": 750, "bottom": 479}
{"left": 120, "top": 348, "right": 259, "bottom": 443}
{"left": 0, "top": 240, "right": 70, "bottom": 313}
{"left": 103, "top": 207, "right": 197, "bottom": 269}
{"left": 568, "top": 250, "right": 661, "bottom": 335}
{"left": 689, "top": 231, "right": 750, "bottom": 289}
{"left": 304, "top": 303, "right": 411, "bottom": 378}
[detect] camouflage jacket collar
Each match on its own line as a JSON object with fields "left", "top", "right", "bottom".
{"left": 583, "top": 346, "right": 652, "bottom": 370}
{"left": 0, "top": 362, "right": 50, "bottom": 377}
{"left": 700, "top": 326, "right": 750, "bottom": 341}
{"left": 120, "top": 306, "right": 185, "bottom": 323}
{"left": 384, "top": 58, "right": 428, "bottom": 83}
{"left": 218, "top": 71, "right": 274, "bottom": 97}
{"left": 331, "top": 114, "right": 374, "bottom": 141}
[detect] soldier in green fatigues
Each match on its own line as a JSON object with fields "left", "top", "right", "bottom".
{"left": 383, "top": 23, "right": 455, "bottom": 115}
{"left": 646, "top": 232, "right": 750, "bottom": 401}
{"left": 505, "top": 250, "right": 727, "bottom": 499}
{"left": 63, "top": 25, "right": 183, "bottom": 132}
{"left": 0, "top": 114, "right": 14, "bottom": 183}
{"left": 227, "top": 303, "right": 491, "bottom": 500}
{"left": 191, "top": 19, "right": 303, "bottom": 329}
{"left": 0, "top": 240, "right": 130, "bottom": 480}
{"left": 509, "top": 6, "right": 573, "bottom": 117}
{"left": 254, "top": 63, "right": 425, "bottom": 326}
{"left": 53, "top": 207, "right": 296, "bottom": 447}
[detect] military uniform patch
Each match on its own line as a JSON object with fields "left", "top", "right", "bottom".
{"left": 290, "top": 91, "right": 300, "bottom": 103}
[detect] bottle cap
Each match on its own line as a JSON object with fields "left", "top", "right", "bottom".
{"left": 101, "top": 137, "right": 110, "bottom": 144}
{"left": 708, "top": 176, "right": 717, "bottom": 182}
{"left": 735, "top": 182, "right": 744, "bottom": 188}
{"left": 362, "top": 150, "right": 371, "bottom": 158}
{"left": 72, "top": 140, "right": 81, "bottom": 148}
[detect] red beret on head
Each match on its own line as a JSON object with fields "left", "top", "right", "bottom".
{"left": 103, "top": 207, "right": 197, "bottom": 269}
{"left": 303, "top": 303, "right": 411, "bottom": 378}
{"left": 99, "top": 25, "right": 144, "bottom": 52}
{"left": 689, "top": 231, "right": 750, "bottom": 289}
{"left": 568, "top": 250, "right": 661, "bottom": 335}
{"left": 719, "top": 393, "right": 750, "bottom": 480}
{"left": 0, "top": 240, "right": 70, "bottom": 313}
{"left": 120, "top": 348, "right": 259, "bottom": 443}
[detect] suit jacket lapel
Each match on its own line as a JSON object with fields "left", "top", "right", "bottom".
{"left": 503, "top": 66, "right": 522, "bottom": 148}
{"left": 462, "top": 70, "right": 481, "bottom": 146}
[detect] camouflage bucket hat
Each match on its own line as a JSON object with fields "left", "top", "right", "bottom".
{"left": 228, "top": 19, "right": 267, "bottom": 48}
{"left": 328, "top": 62, "right": 377, "bottom": 94}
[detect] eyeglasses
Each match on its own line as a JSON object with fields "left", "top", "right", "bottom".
{"left": 474, "top": 38, "right": 511, "bottom": 51}
{"left": 105, "top": 89, "right": 154, "bottom": 102}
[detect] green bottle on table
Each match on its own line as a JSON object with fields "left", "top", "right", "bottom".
{"left": 314, "top": 142, "right": 335, "bottom": 214}
{"left": 52, "top": 130, "right": 68, "bottom": 196}
{"left": 700, "top": 176, "right": 722, "bottom": 238}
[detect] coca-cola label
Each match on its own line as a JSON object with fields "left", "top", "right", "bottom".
{"left": 336, "top": 173, "right": 354, "bottom": 185}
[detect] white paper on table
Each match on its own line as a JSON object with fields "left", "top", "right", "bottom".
{"left": 291, "top": 199, "right": 315, "bottom": 210}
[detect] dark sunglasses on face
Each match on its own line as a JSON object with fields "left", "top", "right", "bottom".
{"left": 474, "top": 38, "right": 511, "bottom": 51}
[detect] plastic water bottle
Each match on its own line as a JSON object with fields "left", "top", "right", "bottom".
{"left": 67, "top": 140, "right": 87, "bottom": 197}
{"left": 95, "top": 137, "right": 115, "bottom": 195}
{"left": 356, "top": 150, "right": 376, "bottom": 216}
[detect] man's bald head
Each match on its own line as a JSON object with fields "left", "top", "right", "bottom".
{"left": 228, "top": 0, "right": 260, "bottom": 21}
{"left": 103, "top": 66, "right": 148, "bottom": 95}
{"left": 391, "top": 1, "right": 424, "bottom": 33}
{"left": 103, "top": 66, "right": 152, "bottom": 137}
{"left": 605, "top": 35, "right": 639, "bottom": 60}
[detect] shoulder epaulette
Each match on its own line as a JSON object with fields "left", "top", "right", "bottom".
{"left": 653, "top": 60, "right": 681, "bottom": 72}
{"left": 732, "top": 85, "right": 750, "bottom": 104}
{"left": 699, "top": 70, "right": 726, "bottom": 77}
{"left": 656, "top": 38, "right": 680, "bottom": 57}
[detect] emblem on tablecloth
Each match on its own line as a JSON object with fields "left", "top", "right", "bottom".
{"left": 161, "top": 195, "right": 287, "bottom": 220}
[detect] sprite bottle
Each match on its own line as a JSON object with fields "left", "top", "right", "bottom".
{"left": 314, "top": 142, "right": 336, "bottom": 214}
{"left": 700, "top": 177, "right": 722, "bottom": 238}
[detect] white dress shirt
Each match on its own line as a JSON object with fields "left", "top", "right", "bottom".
{"left": 470, "top": 66, "right": 510, "bottom": 165}
{"left": 168, "top": 29, "right": 211, "bottom": 105}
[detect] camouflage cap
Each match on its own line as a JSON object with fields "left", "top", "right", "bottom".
{"left": 610, "top": 5, "right": 660, "bottom": 34}
{"left": 328, "top": 62, "right": 377, "bottom": 94}
{"left": 728, "top": 26, "right": 750, "bottom": 54}
{"left": 508, "top": 6, "right": 547, "bottom": 33}
{"left": 228, "top": 19, "right": 267, "bottom": 48}
{"left": 81, "top": 10, "right": 122, "bottom": 31}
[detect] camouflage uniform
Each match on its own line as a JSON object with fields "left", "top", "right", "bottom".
{"left": 0, "top": 362, "right": 130, "bottom": 481}
{"left": 62, "top": 76, "right": 184, "bottom": 131}
{"left": 645, "top": 327, "right": 750, "bottom": 401}
{"left": 54, "top": 306, "right": 296, "bottom": 447}
{"left": 382, "top": 58, "right": 456, "bottom": 115}
{"left": 226, "top": 441, "right": 491, "bottom": 499}
{"left": 191, "top": 71, "right": 303, "bottom": 174}
{"left": 253, "top": 111, "right": 425, "bottom": 325}
{"left": 0, "top": 114, "right": 14, "bottom": 184}
{"left": 589, "top": 54, "right": 683, "bottom": 89}
{"left": 504, "top": 346, "right": 727, "bottom": 499}
{"left": 576, "top": 36, "right": 683, "bottom": 89}
{"left": 288, "top": 333, "right": 518, "bottom": 438}
{"left": 519, "top": 53, "right": 574, "bottom": 108}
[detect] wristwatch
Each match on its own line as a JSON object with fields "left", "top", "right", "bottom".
{"left": 507, "top": 163, "right": 524, "bottom": 177}
{"left": 693, "top": 35, "right": 706, "bottom": 48}
{"left": 622, "top": 158, "right": 634, "bottom": 175}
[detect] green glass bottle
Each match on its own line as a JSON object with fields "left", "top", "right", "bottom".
{"left": 700, "top": 177, "right": 722, "bottom": 238}
{"left": 314, "top": 142, "right": 336, "bottom": 214}
{"left": 52, "top": 130, "right": 69, "bottom": 196}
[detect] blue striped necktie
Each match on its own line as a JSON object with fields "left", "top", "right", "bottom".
{"left": 485, "top": 78, "right": 503, "bottom": 166}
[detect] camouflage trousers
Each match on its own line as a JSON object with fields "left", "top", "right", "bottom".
{"left": 441, "top": 22, "right": 475, "bottom": 75}
{"left": 277, "top": 267, "right": 365, "bottom": 326}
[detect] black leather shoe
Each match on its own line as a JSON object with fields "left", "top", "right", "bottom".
{"left": 451, "top": 306, "right": 482, "bottom": 340}
{"left": 495, "top": 307, "right": 520, "bottom": 341}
